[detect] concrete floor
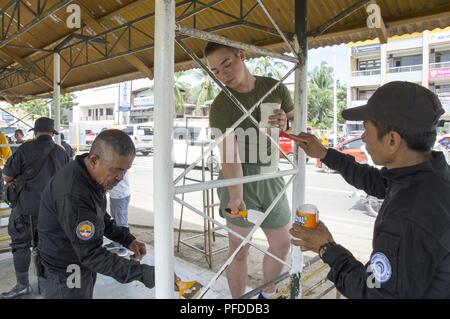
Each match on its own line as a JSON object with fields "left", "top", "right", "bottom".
{"left": 0, "top": 242, "right": 235, "bottom": 299}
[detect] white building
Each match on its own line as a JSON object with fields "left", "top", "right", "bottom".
{"left": 347, "top": 27, "right": 450, "bottom": 132}
{"left": 72, "top": 78, "right": 153, "bottom": 127}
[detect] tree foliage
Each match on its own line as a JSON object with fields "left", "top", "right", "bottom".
{"left": 307, "top": 62, "right": 346, "bottom": 129}
{"left": 17, "top": 93, "right": 78, "bottom": 123}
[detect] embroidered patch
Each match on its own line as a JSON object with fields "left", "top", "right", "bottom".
{"left": 370, "top": 252, "right": 392, "bottom": 284}
{"left": 76, "top": 221, "right": 95, "bottom": 241}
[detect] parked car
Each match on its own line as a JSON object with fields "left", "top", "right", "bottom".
{"left": 84, "top": 129, "right": 97, "bottom": 145}
{"left": 317, "top": 136, "right": 368, "bottom": 173}
{"left": 172, "top": 119, "right": 220, "bottom": 172}
{"left": 279, "top": 136, "right": 294, "bottom": 162}
{"left": 113, "top": 123, "right": 154, "bottom": 156}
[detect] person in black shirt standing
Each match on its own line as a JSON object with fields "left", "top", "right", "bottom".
{"left": 1, "top": 118, "right": 69, "bottom": 299}
{"left": 60, "top": 133, "right": 74, "bottom": 160}
{"left": 289, "top": 81, "right": 450, "bottom": 298}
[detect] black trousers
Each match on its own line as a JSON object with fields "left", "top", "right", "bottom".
{"left": 7, "top": 212, "right": 37, "bottom": 281}
{"left": 39, "top": 267, "right": 97, "bottom": 299}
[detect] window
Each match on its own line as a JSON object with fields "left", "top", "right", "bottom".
{"left": 137, "top": 126, "right": 153, "bottom": 136}
{"left": 99, "top": 109, "right": 104, "bottom": 116}
{"left": 358, "top": 59, "right": 381, "bottom": 71}
{"left": 122, "top": 126, "right": 133, "bottom": 135}
{"left": 358, "top": 89, "right": 376, "bottom": 100}
{"left": 435, "top": 51, "right": 450, "bottom": 63}
{"left": 106, "top": 108, "right": 113, "bottom": 115}
{"left": 88, "top": 109, "right": 92, "bottom": 117}
{"left": 343, "top": 139, "right": 364, "bottom": 150}
{"left": 187, "top": 127, "right": 201, "bottom": 140}
{"left": 393, "top": 54, "right": 422, "bottom": 67}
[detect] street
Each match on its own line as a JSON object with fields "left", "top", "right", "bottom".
{"left": 127, "top": 154, "right": 375, "bottom": 263}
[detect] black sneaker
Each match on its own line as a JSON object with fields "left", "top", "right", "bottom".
{"left": 1, "top": 284, "right": 32, "bottom": 299}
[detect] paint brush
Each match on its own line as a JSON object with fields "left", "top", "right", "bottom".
{"left": 224, "top": 208, "right": 265, "bottom": 225}
{"left": 176, "top": 280, "right": 204, "bottom": 299}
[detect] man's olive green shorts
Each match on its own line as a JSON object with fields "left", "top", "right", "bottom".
{"left": 217, "top": 164, "right": 291, "bottom": 229}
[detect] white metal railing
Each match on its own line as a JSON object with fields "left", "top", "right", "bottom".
{"left": 174, "top": 168, "right": 299, "bottom": 194}
{"left": 352, "top": 69, "right": 381, "bottom": 77}
{"left": 430, "top": 61, "right": 450, "bottom": 69}
{"left": 387, "top": 64, "right": 422, "bottom": 73}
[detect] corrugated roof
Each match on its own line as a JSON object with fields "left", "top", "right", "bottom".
{"left": 0, "top": 0, "right": 449, "bottom": 102}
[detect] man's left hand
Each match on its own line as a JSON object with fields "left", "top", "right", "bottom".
{"left": 128, "top": 240, "right": 147, "bottom": 261}
{"left": 289, "top": 221, "right": 335, "bottom": 254}
{"left": 268, "top": 109, "right": 288, "bottom": 130}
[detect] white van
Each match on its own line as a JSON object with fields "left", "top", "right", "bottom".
{"left": 172, "top": 118, "right": 220, "bottom": 172}
{"left": 112, "top": 122, "right": 154, "bottom": 155}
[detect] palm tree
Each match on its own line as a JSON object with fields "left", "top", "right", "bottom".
{"left": 186, "top": 69, "right": 220, "bottom": 113}
{"left": 247, "top": 56, "right": 287, "bottom": 80}
{"left": 307, "top": 62, "right": 335, "bottom": 128}
{"left": 174, "top": 71, "right": 191, "bottom": 116}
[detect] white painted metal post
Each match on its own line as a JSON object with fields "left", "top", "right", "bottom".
{"left": 291, "top": 1, "right": 308, "bottom": 297}
{"left": 154, "top": 0, "right": 175, "bottom": 299}
{"left": 422, "top": 30, "right": 430, "bottom": 89}
{"left": 53, "top": 52, "right": 61, "bottom": 145}
{"left": 333, "top": 46, "right": 338, "bottom": 146}
{"left": 292, "top": 0, "right": 308, "bottom": 215}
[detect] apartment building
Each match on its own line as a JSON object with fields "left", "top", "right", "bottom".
{"left": 347, "top": 27, "right": 450, "bottom": 132}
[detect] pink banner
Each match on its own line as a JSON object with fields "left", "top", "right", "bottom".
{"left": 430, "top": 67, "right": 450, "bottom": 79}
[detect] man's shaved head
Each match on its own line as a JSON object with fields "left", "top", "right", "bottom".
{"left": 86, "top": 129, "right": 136, "bottom": 190}
{"left": 90, "top": 129, "right": 135, "bottom": 162}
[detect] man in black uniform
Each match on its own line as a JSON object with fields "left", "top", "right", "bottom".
{"left": 11, "top": 129, "right": 26, "bottom": 154}
{"left": 37, "top": 129, "right": 156, "bottom": 299}
{"left": 1, "top": 117, "right": 69, "bottom": 299}
{"left": 289, "top": 81, "right": 450, "bottom": 298}
{"left": 60, "top": 133, "right": 74, "bottom": 160}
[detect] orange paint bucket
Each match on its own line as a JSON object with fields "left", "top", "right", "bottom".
{"left": 295, "top": 203, "right": 319, "bottom": 229}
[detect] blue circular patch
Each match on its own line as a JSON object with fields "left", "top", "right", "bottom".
{"left": 370, "top": 252, "right": 392, "bottom": 284}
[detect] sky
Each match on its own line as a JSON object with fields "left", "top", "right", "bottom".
{"left": 308, "top": 44, "right": 350, "bottom": 85}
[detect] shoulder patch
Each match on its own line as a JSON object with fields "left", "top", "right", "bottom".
{"left": 370, "top": 252, "right": 392, "bottom": 284}
{"left": 76, "top": 221, "right": 95, "bottom": 240}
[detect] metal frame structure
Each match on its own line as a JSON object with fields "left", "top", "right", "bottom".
{"left": 176, "top": 116, "right": 227, "bottom": 269}
{"left": 0, "top": 0, "right": 74, "bottom": 49}
{"left": 0, "top": 0, "right": 299, "bottom": 95}
{"left": 153, "top": 0, "right": 309, "bottom": 299}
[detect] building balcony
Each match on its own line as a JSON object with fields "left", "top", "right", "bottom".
{"left": 429, "top": 61, "right": 450, "bottom": 80}
{"left": 80, "top": 115, "right": 115, "bottom": 122}
{"left": 350, "top": 69, "right": 381, "bottom": 87}
{"left": 386, "top": 64, "right": 422, "bottom": 82}
{"left": 350, "top": 100, "right": 369, "bottom": 109}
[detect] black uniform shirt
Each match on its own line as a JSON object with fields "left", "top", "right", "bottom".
{"left": 61, "top": 141, "right": 74, "bottom": 160}
{"left": 3, "top": 135, "right": 69, "bottom": 216}
{"left": 37, "top": 154, "right": 155, "bottom": 288}
{"left": 320, "top": 149, "right": 450, "bottom": 298}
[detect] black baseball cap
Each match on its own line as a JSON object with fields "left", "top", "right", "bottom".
{"left": 29, "top": 117, "right": 59, "bottom": 135}
{"left": 342, "top": 81, "right": 445, "bottom": 132}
